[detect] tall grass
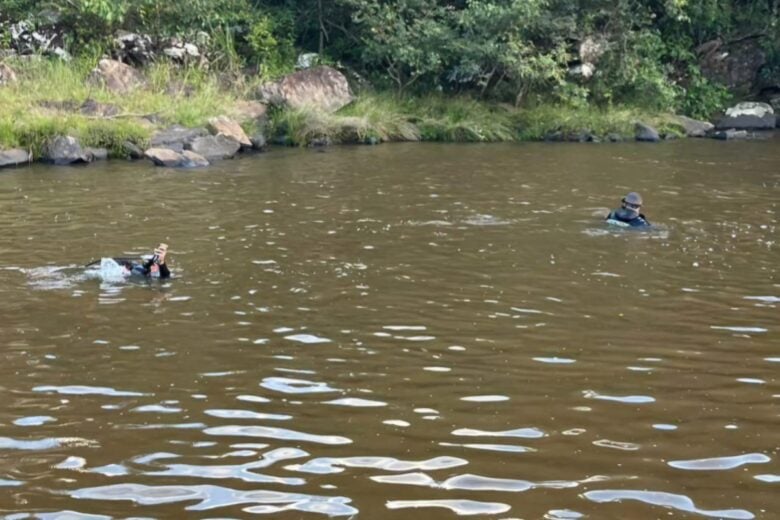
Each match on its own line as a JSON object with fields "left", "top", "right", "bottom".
{"left": 0, "top": 57, "right": 239, "bottom": 155}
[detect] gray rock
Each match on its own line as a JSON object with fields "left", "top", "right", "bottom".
{"left": 114, "top": 31, "right": 154, "bottom": 66}
{"left": 86, "top": 147, "right": 109, "bottom": 161}
{"left": 250, "top": 133, "right": 267, "bottom": 150}
{"left": 712, "top": 129, "right": 748, "bottom": 140}
{"left": 187, "top": 135, "right": 241, "bottom": 161}
{"left": 122, "top": 141, "right": 144, "bottom": 160}
{"left": 607, "top": 133, "right": 624, "bottom": 142}
{"left": 43, "top": 136, "right": 92, "bottom": 165}
{"left": 635, "top": 122, "right": 660, "bottom": 142}
{"left": 697, "top": 37, "right": 765, "bottom": 92}
{"left": 674, "top": 115, "right": 714, "bottom": 137}
{"left": 180, "top": 150, "right": 209, "bottom": 168}
{"left": 257, "top": 66, "right": 354, "bottom": 113}
{"left": 88, "top": 58, "right": 146, "bottom": 95}
{"left": 207, "top": 115, "right": 252, "bottom": 149}
{"left": 144, "top": 147, "right": 183, "bottom": 167}
{"left": 150, "top": 125, "right": 208, "bottom": 151}
{"left": 716, "top": 102, "right": 776, "bottom": 129}
{"left": 0, "top": 148, "right": 30, "bottom": 168}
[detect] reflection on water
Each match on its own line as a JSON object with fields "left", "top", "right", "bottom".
{"left": 0, "top": 139, "right": 778, "bottom": 518}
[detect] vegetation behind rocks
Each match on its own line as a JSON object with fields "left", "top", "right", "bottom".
{"left": 0, "top": 1, "right": 778, "bottom": 155}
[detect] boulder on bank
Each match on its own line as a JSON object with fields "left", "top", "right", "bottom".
{"left": 712, "top": 129, "right": 748, "bottom": 140}
{"left": 144, "top": 147, "right": 209, "bottom": 168}
{"left": 150, "top": 125, "right": 209, "bottom": 152}
{"left": 674, "top": 115, "right": 714, "bottom": 137}
{"left": 88, "top": 59, "right": 146, "bottom": 95}
{"left": 232, "top": 100, "right": 269, "bottom": 125}
{"left": 697, "top": 37, "right": 765, "bottom": 92}
{"left": 635, "top": 122, "right": 660, "bottom": 142}
{"left": 42, "top": 136, "right": 92, "bottom": 165}
{"left": 716, "top": 102, "right": 776, "bottom": 130}
{"left": 187, "top": 135, "right": 241, "bottom": 161}
{"left": 257, "top": 65, "right": 354, "bottom": 113}
{"left": 207, "top": 116, "right": 252, "bottom": 149}
{"left": 0, "top": 63, "right": 17, "bottom": 85}
{"left": 114, "top": 31, "right": 155, "bottom": 66}
{"left": 122, "top": 141, "right": 145, "bottom": 160}
{"left": 0, "top": 148, "right": 30, "bottom": 168}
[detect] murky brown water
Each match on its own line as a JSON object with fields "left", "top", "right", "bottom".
{"left": 0, "top": 138, "right": 778, "bottom": 519}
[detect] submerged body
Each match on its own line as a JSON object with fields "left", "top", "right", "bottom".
{"left": 605, "top": 208, "right": 651, "bottom": 228}
{"left": 87, "top": 243, "right": 171, "bottom": 280}
{"left": 606, "top": 192, "right": 651, "bottom": 228}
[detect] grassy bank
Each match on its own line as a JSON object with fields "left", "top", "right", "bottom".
{"left": 0, "top": 57, "right": 685, "bottom": 158}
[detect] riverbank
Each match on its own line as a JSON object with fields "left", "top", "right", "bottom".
{"left": 0, "top": 57, "right": 775, "bottom": 169}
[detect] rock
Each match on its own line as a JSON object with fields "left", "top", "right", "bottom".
{"left": 697, "top": 37, "right": 765, "bottom": 92}
{"left": 712, "top": 129, "right": 748, "bottom": 140}
{"left": 180, "top": 150, "right": 209, "bottom": 168}
{"left": 716, "top": 102, "right": 776, "bottom": 129}
{"left": 674, "top": 115, "right": 714, "bottom": 137}
{"left": 187, "top": 135, "right": 241, "bottom": 161}
{"left": 42, "top": 136, "right": 92, "bottom": 165}
{"left": 88, "top": 59, "right": 146, "bottom": 95}
{"left": 150, "top": 125, "right": 208, "bottom": 152}
{"left": 162, "top": 38, "right": 202, "bottom": 64}
{"left": 0, "top": 148, "right": 30, "bottom": 168}
{"left": 257, "top": 66, "right": 354, "bottom": 113}
{"left": 86, "top": 147, "right": 109, "bottom": 161}
{"left": 9, "top": 21, "right": 68, "bottom": 59}
{"left": 569, "top": 63, "right": 595, "bottom": 79}
{"left": 296, "top": 53, "right": 320, "bottom": 69}
{"left": 122, "top": 141, "right": 144, "bottom": 160}
{"left": 0, "top": 63, "right": 17, "bottom": 85}
{"left": 232, "top": 100, "right": 268, "bottom": 125}
{"left": 635, "top": 122, "right": 660, "bottom": 142}
{"left": 207, "top": 115, "right": 252, "bottom": 149}
{"left": 80, "top": 99, "right": 121, "bottom": 117}
{"left": 144, "top": 147, "right": 184, "bottom": 167}
{"left": 114, "top": 31, "right": 154, "bottom": 66}
{"left": 607, "top": 133, "right": 624, "bottom": 142}
{"left": 309, "top": 136, "right": 331, "bottom": 147}
{"left": 250, "top": 133, "right": 267, "bottom": 150}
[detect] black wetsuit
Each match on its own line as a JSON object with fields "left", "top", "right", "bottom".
{"left": 114, "top": 257, "right": 171, "bottom": 279}
{"left": 605, "top": 208, "right": 651, "bottom": 228}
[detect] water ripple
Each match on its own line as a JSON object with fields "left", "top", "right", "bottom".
{"left": 34, "top": 385, "right": 149, "bottom": 397}
{"left": 583, "top": 489, "right": 754, "bottom": 519}
{"left": 260, "top": 377, "right": 339, "bottom": 394}
{"left": 668, "top": 453, "right": 771, "bottom": 470}
{"left": 452, "top": 427, "right": 546, "bottom": 439}
{"left": 386, "top": 499, "right": 511, "bottom": 516}
{"left": 323, "top": 398, "right": 387, "bottom": 407}
{"left": 582, "top": 390, "right": 655, "bottom": 404}
{"left": 287, "top": 456, "right": 468, "bottom": 475}
{"left": 204, "top": 409, "right": 292, "bottom": 420}
{"left": 71, "top": 484, "right": 358, "bottom": 515}
{"left": 204, "top": 425, "right": 352, "bottom": 445}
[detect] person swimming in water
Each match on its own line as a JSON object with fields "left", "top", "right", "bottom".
{"left": 606, "top": 192, "right": 651, "bottom": 228}
{"left": 87, "top": 243, "right": 171, "bottom": 279}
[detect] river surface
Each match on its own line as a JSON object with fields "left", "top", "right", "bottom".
{"left": 0, "top": 138, "right": 778, "bottom": 519}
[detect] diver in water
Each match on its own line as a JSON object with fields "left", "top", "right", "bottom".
{"left": 606, "top": 192, "right": 651, "bottom": 228}
{"left": 88, "top": 243, "right": 171, "bottom": 279}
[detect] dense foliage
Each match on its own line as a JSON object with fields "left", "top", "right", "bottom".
{"left": 1, "top": 0, "right": 778, "bottom": 118}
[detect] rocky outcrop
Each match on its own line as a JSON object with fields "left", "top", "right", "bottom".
{"left": 258, "top": 66, "right": 353, "bottom": 113}
{"left": 150, "top": 125, "right": 208, "bottom": 153}
{"left": 232, "top": 100, "right": 268, "bottom": 125}
{"left": 88, "top": 59, "right": 146, "bottom": 95}
{"left": 712, "top": 129, "right": 748, "bottom": 140}
{"left": 674, "top": 115, "right": 714, "bottom": 137}
{"left": 113, "top": 31, "right": 154, "bottom": 66}
{"left": 0, "top": 63, "right": 17, "bottom": 85}
{"left": 0, "top": 149, "right": 30, "bottom": 168}
{"left": 144, "top": 147, "right": 209, "bottom": 168}
{"left": 716, "top": 102, "right": 776, "bottom": 130}
{"left": 635, "top": 122, "right": 660, "bottom": 142}
{"left": 8, "top": 21, "right": 70, "bottom": 61}
{"left": 42, "top": 136, "right": 93, "bottom": 165}
{"left": 697, "top": 37, "right": 765, "bottom": 92}
{"left": 207, "top": 116, "right": 252, "bottom": 149}
{"left": 188, "top": 135, "right": 241, "bottom": 161}
{"left": 122, "top": 141, "right": 144, "bottom": 160}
